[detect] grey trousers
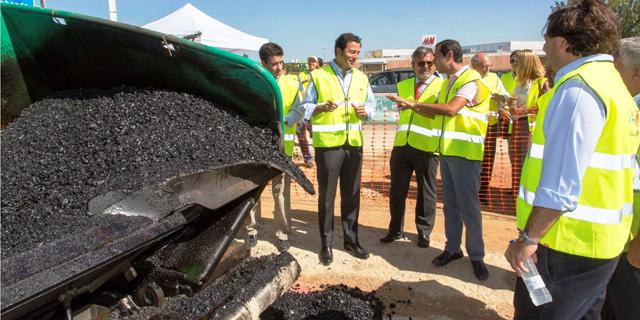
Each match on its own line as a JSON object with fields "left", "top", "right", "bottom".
{"left": 440, "top": 156, "right": 485, "bottom": 261}
{"left": 245, "top": 173, "right": 292, "bottom": 240}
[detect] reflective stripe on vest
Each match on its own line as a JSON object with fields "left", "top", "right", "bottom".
{"left": 313, "top": 123, "right": 361, "bottom": 132}
{"left": 518, "top": 186, "right": 633, "bottom": 225}
{"left": 528, "top": 143, "right": 636, "bottom": 170}
{"left": 278, "top": 74, "right": 301, "bottom": 157}
{"left": 434, "top": 68, "right": 491, "bottom": 161}
{"left": 516, "top": 60, "right": 640, "bottom": 259}
{"left": 393, "top": 76, "right": 443, "bottom": 151}
{"left": 310, "top": 65, "right": 369, "bottom": 148}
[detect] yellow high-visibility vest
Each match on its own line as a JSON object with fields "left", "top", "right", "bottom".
{"left": 501, "top": 70, "right": 516, "bottom": 95}
{"left": 434, "top": 68, "right": 491, "bottom": 161}
{"left": 310, "top": 65, "right": 369, "bottom": 148}
{"left": 517, "top": 60, "right": 640, "bottom": 259}
{"left": 525, "top": 77, "right": 547, "bottom": 133}
{"left": 394, "top": 76, "right": 444, "bottom": 151}
{"left": 278, "top": 74, "right": 301, "bottom": 157}
{"left": 481, "top": 72, "right": 501, "bottom": 126}
{"left": 298, "top": 70, "right": 310, "bottom": 94}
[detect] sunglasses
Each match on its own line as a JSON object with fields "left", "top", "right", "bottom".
{"left": 510, "top": 59, "right": 517, "bottom": 63}
{"left": 417, "top": 61, "right": 435, "bottom": 67}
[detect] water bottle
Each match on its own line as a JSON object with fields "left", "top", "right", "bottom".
{"left": 521, "top": 257, "right": 552, "bottom": 306}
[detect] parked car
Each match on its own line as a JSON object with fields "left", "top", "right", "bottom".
{"left": 369, "top": 68, "right": 415, "bottom": 93}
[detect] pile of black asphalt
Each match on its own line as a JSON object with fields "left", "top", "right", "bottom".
{"left": 110, "top": 252, "right": 297, "bottom": 319}
{"left": 1, "top": 87, "right": 312, "bottom": 260}
{"left": 260, "top": 284, "right": 385, "bottom": 320}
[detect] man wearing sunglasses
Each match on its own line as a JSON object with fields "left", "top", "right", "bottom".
{"left": 501, "top": 50, "right": 520, "bottom": 95}
{"left": 380, "top": 47, "right": 444, "bottom": 249}
{"left": 387, "top": 39, "right": 492, "bottom": 281}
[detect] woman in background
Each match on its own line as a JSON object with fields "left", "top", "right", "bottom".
{"left": 504, "top": 49, "right": 549, "bottom": 196}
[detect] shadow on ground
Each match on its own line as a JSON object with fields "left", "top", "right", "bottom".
{"left": 251, "top": 209, "right": 517, "bottom": 293}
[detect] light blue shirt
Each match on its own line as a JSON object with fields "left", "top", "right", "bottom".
{"left": 634, "top": 93, "right": 640, "bottom": 107}
{"left": 300, "top": 60, "right": 376, "bottom": 121}
{"left": 533, "top": 54, "right": 611, "bottom": 212}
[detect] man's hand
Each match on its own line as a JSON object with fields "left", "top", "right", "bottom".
{"left": 499, "top": 108, "right": 512, "bottom": 120}
{"left": 492, "top": 93, "right": 507, "bottom": 104}
{"left": 386, "top": 95, "right": 415, "bottom": 111}
{"left": 514, "top": 106, "right": 528, "bottom": 116}
{"left": 313, "top": 101, "right": 337, "bottom": 115}
{"left": 505, "top": 240, "right": 539, "bottom": 275}
{"left": 627, "top": 237, "right": 640, "bottom": 268}
{"left": 352, "top": 103, "right": 367, "bottom": 119}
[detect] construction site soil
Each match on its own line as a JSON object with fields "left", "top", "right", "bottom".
{"left": 0, "top": 87, "right": 311, "bottom": 259}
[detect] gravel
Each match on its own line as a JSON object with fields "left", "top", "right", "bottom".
{"left": 1, "top": 87, "right": 312, "bottom": 260}
{"left": 260, "top": 284, "right": 385, "bottom": 320}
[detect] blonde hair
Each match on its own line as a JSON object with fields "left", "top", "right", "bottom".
{"left": 515, "top": 50, "right": 546, "bottom": 87}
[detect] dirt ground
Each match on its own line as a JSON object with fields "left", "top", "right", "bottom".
{"left": 247, "top": 124, "right": 520, "bottom": 319}
{"left": 249, "top": 188, "right": 517, "bottom": 320}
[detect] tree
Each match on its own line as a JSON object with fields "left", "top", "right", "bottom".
{"left": 607, "top": 0, "right": 640, "bottom": 37}
{"left": 550, "top": 0, "right": 639, "bottom": 37}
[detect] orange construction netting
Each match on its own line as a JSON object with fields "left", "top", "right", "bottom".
{"left": 288, "top": 107, "right": 531, "bottom": 216}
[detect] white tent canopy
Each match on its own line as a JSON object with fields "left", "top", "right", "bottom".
{"left": 143, "top": 3, "right": 268, "bottom": 53}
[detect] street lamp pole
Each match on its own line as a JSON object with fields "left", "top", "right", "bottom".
{"left": 108, "top": 0, "right": 118, "bottom": 22}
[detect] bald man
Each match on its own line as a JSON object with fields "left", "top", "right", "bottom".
{"left": 471, "top": 53, "right": 509, "bottom": 203}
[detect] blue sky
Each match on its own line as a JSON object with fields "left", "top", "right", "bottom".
{"left": 46, "top": 0, "right": 556, "bottom": 61}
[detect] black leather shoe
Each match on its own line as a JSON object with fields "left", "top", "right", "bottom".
{"left": 471, "top": 260, "right": 489, "bottom": 280}
{"left": 319, "top": 246, "right": 333, "bottom": 266}
{"left": 417, "top": 236, "right": 430, "bottom": 248}
{"left": 344, "top": 243, "right": 370, "bottom": 260}
{"left": 277, "top": 239, "right": 290, "bottom": 252}
{"left": 246, "top": 234, "right": 257, "bottom": 247}
{"left": 432, "top": 250, "right": 463, "bottom": 267}
{"left": 379, "top": 233, "right": 402, "bottom": 243}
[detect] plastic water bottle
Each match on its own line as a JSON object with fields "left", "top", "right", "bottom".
{"left": 521, "top": 257, "right": 552, "bottom": 306}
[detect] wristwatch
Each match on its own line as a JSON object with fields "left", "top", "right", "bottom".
{"left": 517, "top": 230, "right": 540, "bottom": 245}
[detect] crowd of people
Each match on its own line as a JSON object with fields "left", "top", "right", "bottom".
{"left": 246, "top": 0, "right": 639, "bottom": 318}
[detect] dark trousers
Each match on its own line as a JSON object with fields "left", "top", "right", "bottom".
{"left": 315, "top": 145, "right": 362, "bottom": 248}
{"left": 514, "top": 246, "right": 618, "bottom": 320}
{"left": 602, "top": 252, "right": 640, "bottom": 320}
{"left": 388, "top": 145, "right": 438, "bottom": 238}
{"left": 507, "top": 118, "right": 531, "bottom": 195}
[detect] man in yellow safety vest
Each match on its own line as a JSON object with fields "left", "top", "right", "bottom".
{"left": 300, "top": 33, "right": 376, "bottom": 266}
{"left": 245, "top": 42, "right": 302, "bottom": 252}
{"left": 388, "top": 39, "right": 492, "bottom": 280}
{"left": 379, "top": 46, "right": 443, "bottom": 249}
{"left": 602, "top": 36, "right": 640, "bottom": 320}
{"left": 504, "top": 1, "right": 640, "bottom": 318}
{"left": 501, "top": 50, "right": 519, "bottom": 96}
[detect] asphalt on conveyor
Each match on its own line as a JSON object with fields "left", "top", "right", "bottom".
{"left": 110, "top": 252, "right": 297, "bottom": 319}
{"left": 1, "top": 87, "right": 312, "bottom": 260}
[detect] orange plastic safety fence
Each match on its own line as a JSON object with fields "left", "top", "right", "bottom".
{"left": 289, "top": 108, "right": 530, "bottom": 216}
